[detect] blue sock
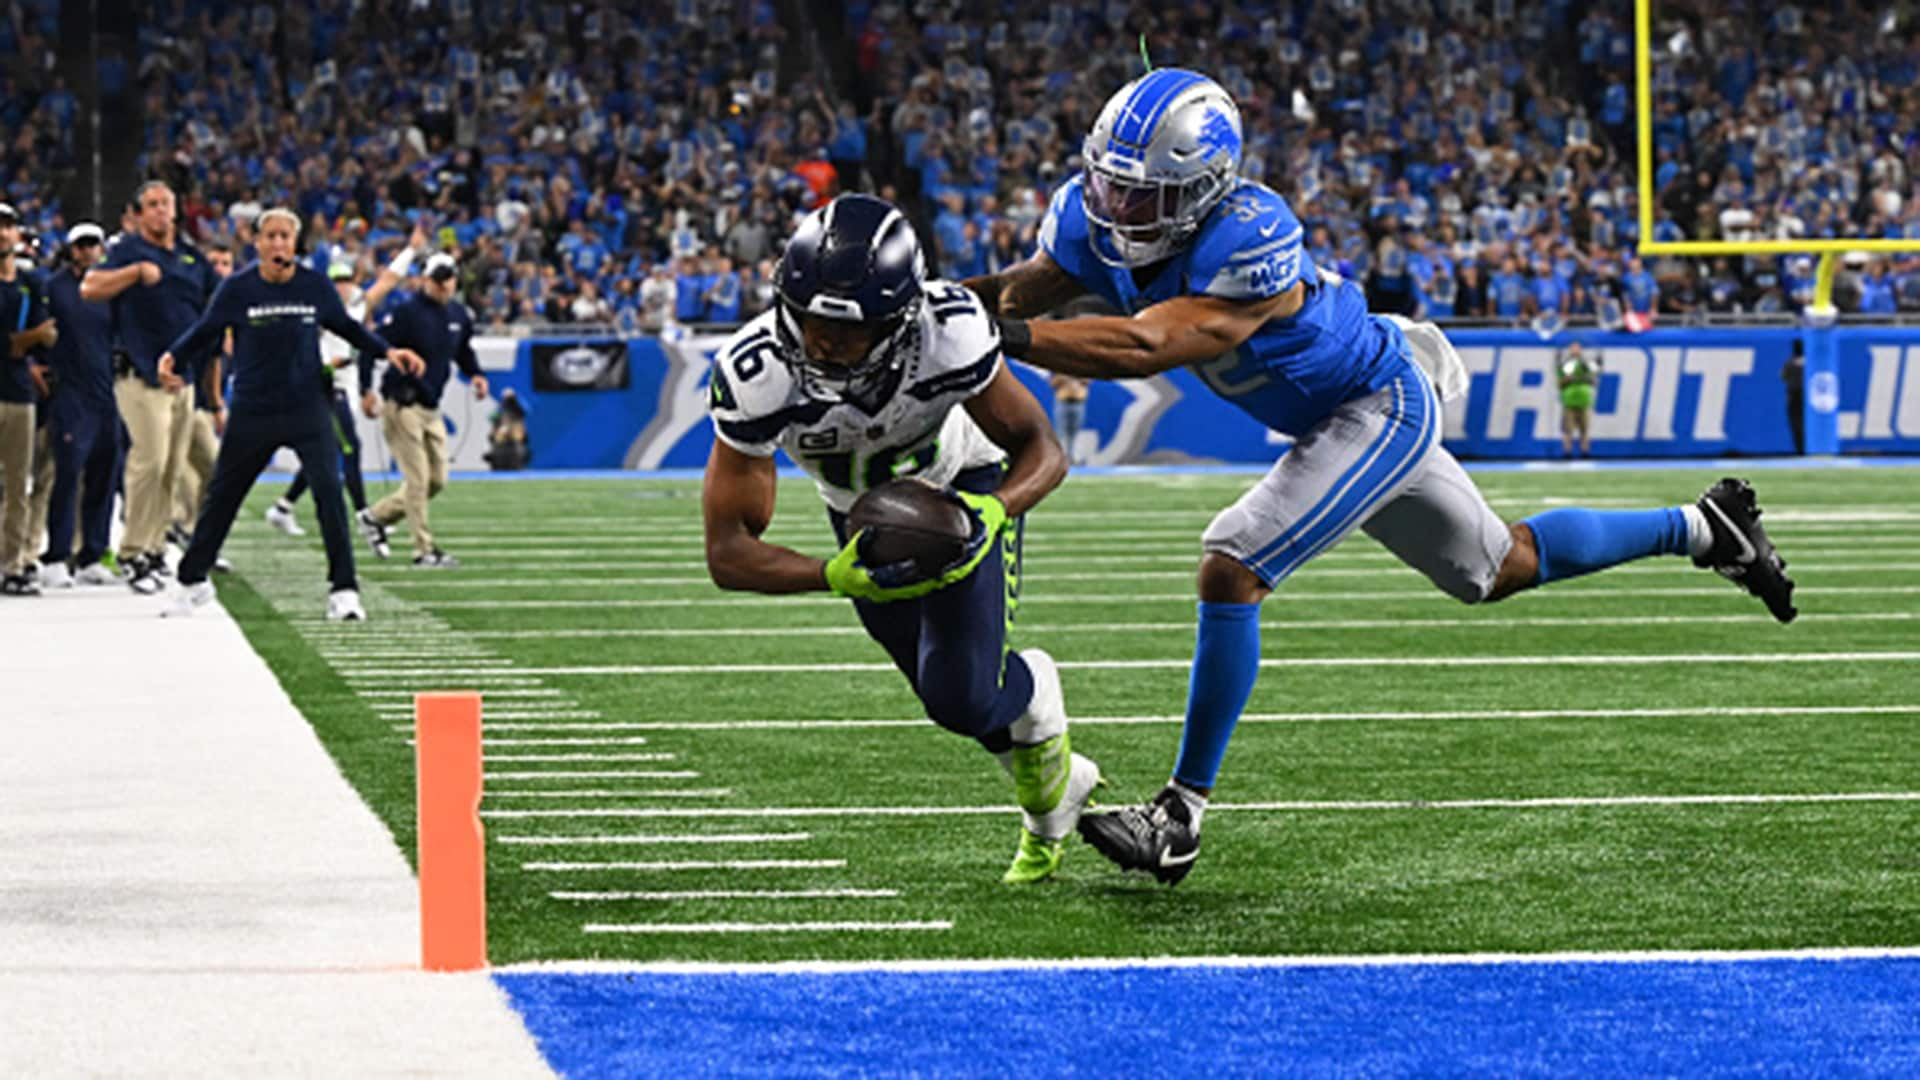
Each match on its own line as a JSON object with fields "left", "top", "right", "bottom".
{"left": 1172, "top": 602, "right": 1262, "bottom": 790}
{"left": 1522, "top": 507, "right": 1690, "bottom": 586}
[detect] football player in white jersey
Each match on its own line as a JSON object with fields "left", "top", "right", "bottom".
{"left": 702, "top": 193, "right": 1101, "bottom": 884}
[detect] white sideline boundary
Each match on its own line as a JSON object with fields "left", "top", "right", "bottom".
{"left": 0, "top": 588, "right": 551, "bottom": 1077}
{"left": 491, "top": 944, "right": 1920, "bottom": 976}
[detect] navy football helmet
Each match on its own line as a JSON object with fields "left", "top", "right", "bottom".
{"left": 774, "top": 193, "right": 925, "bottom": 408}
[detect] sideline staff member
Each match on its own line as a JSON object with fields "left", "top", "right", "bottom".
{"left": 82, "top": 180, "right": 217, "bottom": 593}
{"left": 358, "top": 252, "right": 487, "bottom": 567}
{"left": 40, "top": 223, "right": 122, "bottom": 587}
{"left": 1, "top": 202, "right": 58, "bottom": 596}
{"left": 158, "top": 208, "right": 423, "bottom": 620}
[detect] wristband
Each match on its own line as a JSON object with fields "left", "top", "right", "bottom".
{"left": 387, "top": 249, "right": 417, "bottom": 276}
{"left": 996, "top": 317, "right": 1032, "bottom": 358}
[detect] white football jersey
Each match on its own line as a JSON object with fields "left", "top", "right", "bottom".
{"left": 708, "top": 280, "right": 1008, "bottom": 513}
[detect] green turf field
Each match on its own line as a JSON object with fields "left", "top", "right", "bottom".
{"left": 218, "top": 466, "right": 1920, "bottom": 964}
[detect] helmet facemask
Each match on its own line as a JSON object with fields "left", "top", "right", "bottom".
{"left": 775, "top": 293, "right": 920, "bottom": 414}
{"left": 1082, "top": 158, "right": 1229, "bottom": 267}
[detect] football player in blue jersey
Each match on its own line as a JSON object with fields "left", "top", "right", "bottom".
{"left": 965, "top": 69, "right": 1797, "bottom": 885}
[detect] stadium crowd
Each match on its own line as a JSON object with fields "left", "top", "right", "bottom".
{"left": 4, "top": 0, "right": 1920, "bottom": 328}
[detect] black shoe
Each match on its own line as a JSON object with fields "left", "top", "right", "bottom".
{"left": 1694, "top": 477, "right": 1796, "bottom": 623}
{"left": 166, "top": 523, "right": 192, "bottom": 549}
{"left": 1077, "top": 786, "right": 1201, "bottom": 886}
{"left": 0, "top": 573, "right": 41, "bottom": 596}
{"left": 125, "top": 554, "right": 163, "bottom": 596}
{"left": 413, "top": 548, "right": 459, "bottom": 568}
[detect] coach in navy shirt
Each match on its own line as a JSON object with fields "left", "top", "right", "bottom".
{"left": 82, "top": 181, "right": 218, "bottom": 592}
{"left": 40, "top": 223, "right": 123, "bottom": 585}
{"left": 357, "top": 252, "right": 488, "bottom": 566}
{"left": 159, "top": 208, "right": 423, "bottom": 620}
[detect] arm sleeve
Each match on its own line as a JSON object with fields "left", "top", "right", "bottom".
{"left": 163, "top": 278, "right": 236, "bottom": 370}
{"left": 454, "top": 319, "right": 480, "bottom": 378}
{"left": 318, "top": 280, "right": 392, "bottom": 358}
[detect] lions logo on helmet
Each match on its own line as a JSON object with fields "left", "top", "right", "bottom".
{"left": 773, "top": 194, "right": 927, "bottom": 412}
{"left": 1081, "top": 68, "right": 1243, "bottom": 268}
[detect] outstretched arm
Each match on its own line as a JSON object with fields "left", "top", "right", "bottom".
{"left": 701, "top": 440, "right": 830, "bottom": 594}
{"left": 963, "top": 250, "right": 1087, "bottom": 319}
{"left": 1002, "top": 284, "right": 1302, "bottom": 379}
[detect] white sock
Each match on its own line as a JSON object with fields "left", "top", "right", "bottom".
{"left": 1169, "top": 779, "right": 1208, "bottom": 832}
{"left": 274, "top": 497, "right": 293, "bottom": 513}
{"left": 1681, "top": 503, "right": 1713, "bottom": 558}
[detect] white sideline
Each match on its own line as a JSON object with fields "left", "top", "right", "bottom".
{"left": 492, "top": 944, "right": 1920, "bottom": 976}
{"left": 0, "top": 587, "right": 551, "bottom": 1077}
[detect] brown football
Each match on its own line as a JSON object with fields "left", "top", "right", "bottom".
{"left": 847, "top": 477, "right": 974, "bottom": 577}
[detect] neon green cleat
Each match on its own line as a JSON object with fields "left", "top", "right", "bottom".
{"left": 1002, "top": 830, "right": 1066, "bottom": 885}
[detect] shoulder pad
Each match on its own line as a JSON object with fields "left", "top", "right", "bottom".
{"left": 708, "top": 314, "right": 818, "bottom": 454}
{"left": 1188, "top": 180, "right": 1303, "bottom": 301}
{"left": 905, "top": 281, "right": 1000, "bottom": 401}
{"left": 1038, "top": 175, "right": 1097, "bottom": 283}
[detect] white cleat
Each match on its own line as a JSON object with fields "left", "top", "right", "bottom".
{"left": 40, "top": 561, "right": 74, "bottom": 589}
{"left": 265, "top": 503, "right": 307, "bottom": 536}
{"left": 160, "top": 579, "right": 215, "bottom": 618}
{"left": 1023, "top": 751, "right": 1103, "bottom": 843}
{"left": 74, "top": 562, "right": 120, "bottom": 586}
{"left": 326, "top": 588, "right": 367, "bottom": 621}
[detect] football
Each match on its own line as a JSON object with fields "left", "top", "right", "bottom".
{"left": 847, "top": 477, "right": 975, "bottom": 578}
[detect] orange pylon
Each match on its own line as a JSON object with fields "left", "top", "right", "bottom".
{"left": 416, "top": 691, "right": 487, "bottom": 971}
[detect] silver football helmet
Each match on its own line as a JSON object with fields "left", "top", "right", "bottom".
{"left": 1081, "top": 69, "right": 1244, "bottom": 267}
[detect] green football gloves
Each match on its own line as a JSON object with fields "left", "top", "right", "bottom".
{"left": 824, "top": 530, "right": 946, "bottom": 603}
{"left": 822, "top": 491, "right": 1012, "bottom": 604}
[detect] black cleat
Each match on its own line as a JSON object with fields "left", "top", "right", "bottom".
{"left": 1694, "top": 477, "right": 1796, "bottom": 623}
{"left": 1077, "top": 785, "right": 1201, "bottom": 886}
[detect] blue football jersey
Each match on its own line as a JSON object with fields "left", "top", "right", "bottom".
{"left": 1041, "top": 174, "right": 1409, "bottom": 436}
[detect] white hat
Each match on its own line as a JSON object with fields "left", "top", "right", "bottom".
{"left": 0, "top": 202, "right": 17, "bottom": 223}
{"left": 424, "top": 252, "right": 458, "bottom": 279}
{"left": 67, "top": 222, "right": 106, "bottom": 245}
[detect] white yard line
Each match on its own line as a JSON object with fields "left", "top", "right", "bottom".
{"left": 480, "top": 737, "right": 652, "bottom": 746}
{"left": 482, "top": 790, "right": 1920, "bottom": 821}
{"left": 493, "top": 944, "right": 1920, "bottom": 975}
{"left": 547, "top": 704, "right": 1920, "bottom": 732}
{"left": 581, "top": 921, "right": 951, "bottom": 935}
{"left": 485, "top": 770, "right": 700, "bottom": 781}
{"left": 487, "top": 789, "right": 734, "bottom": 799}
{"left": 370, "top": 563, "right": 1920, "bottom": 589}
{"left": 551, "top": 888, "right": 898, "bottom": 901}
{"left": 405, "top": 585, "right": 1920, "bottom": 608}
{"left": 448, "top": 611, "right": 1920, "bottom": 640}
{"left": 486, "top": 754, "right": 676, "bottom": 762}
{"left": 522, "top": 859, "right": 847, "bottom": 872}
{"left": 358, "top": 688, "right": 566, "bottom": 699}
{"left": 497, "top": 833, "right": 811, "bottom": 846}
{"left": 338, "top": 651, "right": 1920, "bottom": 678}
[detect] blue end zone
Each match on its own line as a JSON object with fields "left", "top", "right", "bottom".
{"left": 497, "top": 956, "right": 1920, "bottom": 1077}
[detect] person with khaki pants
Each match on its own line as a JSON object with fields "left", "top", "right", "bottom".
{"left": 82, "top": 181, "right": 218, "bottom": 593}
{"left": 172, "top": 245, "right": 233, "bottom": 543}
{"left": 357, "top": 252, "right": 488, "bottom": 567}
{"left": 1, "top": 202, "right": 59, "bottom": 595}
